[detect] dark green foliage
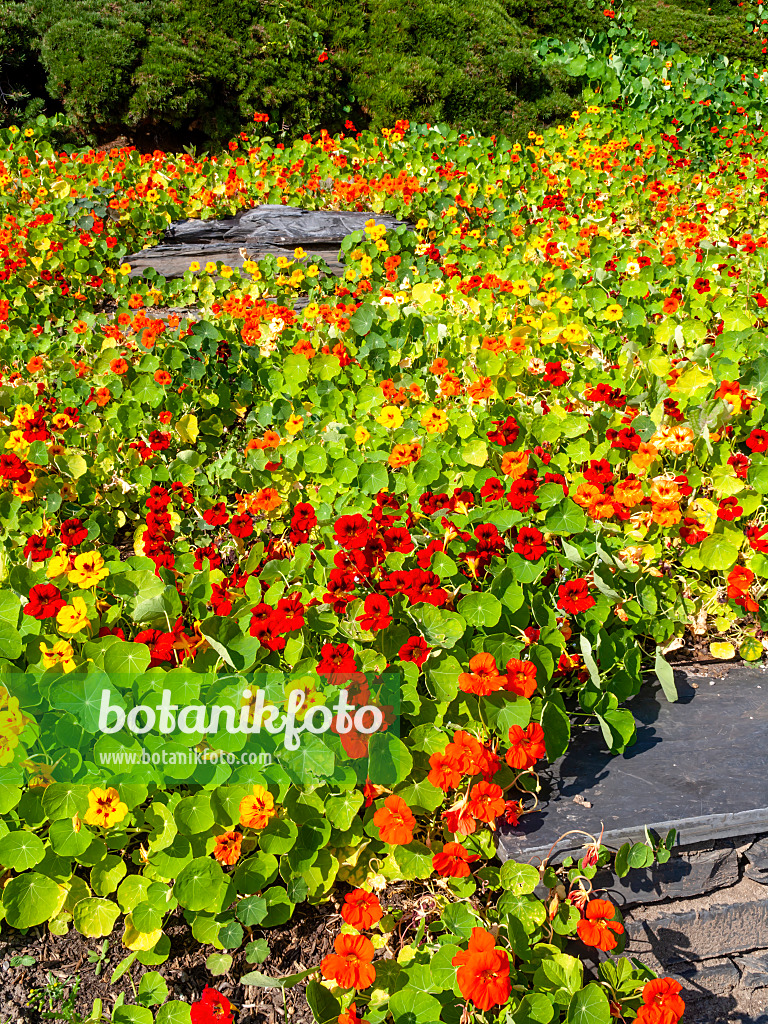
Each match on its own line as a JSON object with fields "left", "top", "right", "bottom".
{"left": 1, "top": 0, "right": 767, "bottom": 146}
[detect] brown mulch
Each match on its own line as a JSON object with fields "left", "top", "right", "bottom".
{"left": 0, "top": 901, "right": 341, "bottom": 1024}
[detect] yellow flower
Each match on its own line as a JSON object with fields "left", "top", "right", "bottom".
{"left": 510, "top": 280, "right": 530, "bottom": 297}
{"left": 306, "top": 264, "right": 319, "bottom": 278}
{"left": 284, "top": 677, "right": 326, "bottom": 721}
{"left": 420, "top": 407, "right": 448, "bottom": 434}
{"left": 557, "top": 296, "right": 574, "bottom": 313}
{"left": 360, "top": 257, "right": 373, "bottom": 276}
{"left": 84, "top": 787, "right": 128, "bottom": 829}
{"left": 4, "top": 430, "right": 28, "bottom": 451}
{"left": 12, "top": 404, "right": 34, "bottom": 428}
{"left": 603, "top": 304, "right": 624, "bottom": 322}
{"left": 188, "top": 261, "right": 200, "bottom": 273}
{"left": 304, "top": 303, "right": 319, "bottom": 318}
{"left": 39, "top": 640, "right": 76, "bottom": 673}
{"left": 46, "top": 548, "right": 70, "bottom": 579}
{"left": 377, "top": 406, "right": 403, "bottom": 429}
{"left": 56, "top": 594, "right": 91, "bottom": 635}
{"left": 68, "top": 551, "right": 109, "bottom": 589}
{"left": 416, "top": 218, "right": 429, "bottom": 229}
{"left": 276, "top": 256, "right": 293, "bottom": 269}
{"left": 345, "top": 267, "right": 358, "bottom": 282}
{"left": 286, "top": 414, "right": 304, "bottom": 435}
{"left": 293, "top": 247, "right": 307, "bottom": 260}
{"left": 0, "top": 732, "right": 19, "bottom": 766}
{"left": 242, "top": 259, "right": 259, "bottom": 274}
{"left": 561, "top": 324, "right": 586, "bottom": 344}
{"left": 205, "top": 261, "right": 217, "bottom": 274}
{"left": 354, "top": 426, "right": 371, "bottom": 445}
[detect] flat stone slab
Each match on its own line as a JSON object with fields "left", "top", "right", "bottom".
{"left": 127, "top": 205, "right": 411, "bottom": 280}
{"left": 498, "top": 665, "right": 768, "bottom": 864}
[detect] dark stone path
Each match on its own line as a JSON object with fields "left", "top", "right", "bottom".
{"left": 127, "top": 205, "right": 410, "bottom": 280}
{"left": 498, "top": 664, "right": 768, "bottom": 865}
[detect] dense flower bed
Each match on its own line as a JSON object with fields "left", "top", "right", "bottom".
{"left": 1, "top": 31, "right": 767, "bottom": 1020}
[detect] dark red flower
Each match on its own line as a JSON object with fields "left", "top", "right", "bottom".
{"left": 24, "top": 584, "right": 65, "bottom": 619}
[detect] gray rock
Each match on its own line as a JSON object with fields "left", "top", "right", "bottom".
{"left": 737, "top": 951, "right": 768, "bottom": 989}
{"left": 498, "top": 667, "right": 768, "bottom": 865}
{"left": 594, "top": 844, "right": 739, "bottom": 907}
{"left": 624, "top": 878, "right": 768, "bottom": 962}
{"left": 747, "top": 839, "right": 768, "bottom": 885}
{"left": 220, "top": 206, "right": 408, "bottom": 244}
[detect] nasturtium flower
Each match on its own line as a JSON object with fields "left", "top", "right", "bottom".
{"left": 84, "top": 786, "right": 128, "bottom": 828}
{"left": 377, "top": 405, "right": 403, "bottom": 429}
{"left": 341, "top": 889, "right": 383, "bottom": 930}
{"left": 39, "top": 640, "right": 76, "bottom": 673}
{"left": 67, "top": 551, "right": 109, "bottom": 588}
{"left": 239, "top": 784, "right": 276, "bottom": 829}
{"left": 191, "top": 987, "right": 233, "bottom": 1024}
{"left": 603, "top": 303, "right": 624, "bottom": 321}
{"left": 56, "top": 594, "right": 91, "bottom": 634}
{"left": 452, "top": 928, "right": 511, "bottom": 1010}
{"left": 354, "top": 425, "right": 371, "bottom": 444}
{"left": 285, "top": 414, "right": 304, "bottom": 434}
{"left": 576, "top": 898, "right": 624, "bottom": 951}
{"left": 373, "top": 794, "right": 415, "bottom": 845}
{"left": 321, "top": 934, "right": 376, "bottom": 990}
{"left": 212, "top": 831, "right": 242, "bottom": 865}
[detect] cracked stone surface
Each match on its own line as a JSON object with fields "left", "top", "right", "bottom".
{"left": 126, "top": 205, "right": 411, "bottom": 279}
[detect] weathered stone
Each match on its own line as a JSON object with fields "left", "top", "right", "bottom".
{"left": 127, "top": 205, "right": 411, "bottom": 280}
{"left": 737, "top": 951, "right": 768, "bottom": 989}
{"left": 624, "top": 877, "right": 768, "bottom": 962}
{"left": 593, "top": 844, "right": 739, "bottom": 907}
{"left": 746, "top": 838, "right": 768, "bottom": 885}
{"left": 498, "top": 666, "right": 768, "bottom": 864}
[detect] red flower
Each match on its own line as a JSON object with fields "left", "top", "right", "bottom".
{"left": 398, "top": 636, "right": 430, "bottom": 667}
{"left": 341, "top": 889, "right": 383, "bottom": 930}
{"left": 318, "top": 51, "right": 329, "bottom": 63}
{"left": 229, "top": 513, "right": 254, "bottom": 538}
{"left": 427, "top": 751, "right": 462, "bottom": 791}
{"left": 514, "top": 526, "right": 547, "bottom": 561}
{"left": 60, "top": 518, "right": 87, "bottom": 546}
{"left": 576, "top": 898, "right": 624, "bottom": 952}
{"left": 23, "top": 534, "right": 52, "bottom": 562}
{"left": 373, "top": 794, "right": 415, "bottom": 845}
{"left": 506, "top": 723, "right": 546, "bottom": 770}
{"left": 356, "top": 593, "right": 391, "bottom": 631}
{"left": 321, "top": 934, "right": 375, "bottom": 990}
{"left": 24, "top": 584, "right": 65, "bottom": 620}
{"left": 746, "top": 428, "right": 768, "bottom": 453}
{"left": 190, "top": 988, "right": 233, "bottom": 1024}
{"left": 717, "top": 497, "right": 743, "bottom": 521}
{"left": 335, "top": 514, "right": 369, "bottom": 548}
{"left": 203, "top": 502, "right": 229, "bottom": 526}
{"left": 557, "top": 578, "right": 595, "bottom": 614}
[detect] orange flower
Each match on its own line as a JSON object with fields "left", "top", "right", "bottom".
{"left": 252, "top": 487, "right": 282, "bottom": 512}
{"left": 573, "top": 482, "right": 603, "bottom": 508}
{"left": 651, "top": 501, "right": 681, "bottom": 526}
{"left": 650, "top": 477, "right": 681, "bottom": 503}
{"left": 665, "top": 426, "right": 694, "bottom": 455}
{"left": 452, "top": 929, "right": 511, "bottom": 1011}
{"left": 636, "top": 978, "right": 685, "bottom": 1023}
{"left": 504, "top": 658, "right": 537, "bottom": 697}
{"left": 662, "top": 296, "right": 680, "bottom": 315}
{"left": 505, "top": 723, "right": 546, "bottom": 770}
{"left": 466, "top": 781, "right": 505, "bottom": 824}
{"left": 338, "top": 1004, "right": 369, "bottom": 1024}
{"left": 26, "top": 356, "right": 44, "bottom": 374}
{"left": 239, "top": 784, "right": 276, "bottom": 829}
{"left": 458, "top": 653, "right": 505, "bottom": 695}
{"left": 429, "top": 357, "right": 449, "bottom": 375}
{"left": 154, "top": 369, "right": 172, "bottom": 385}
{"left": 500, "top": 450, "right": 529, "bottom": 480}
{"left": 110, "top": 357, "right": 129, "bottom": 375}
{"left": 439, "top": 372, "right": 463, "bottom": 397}
{"left": 320, "top": 934, "right": 376, "bottom": 990}
{"left": 388, "top": 442, "right": 421, "bottom": 469}
{"left": 632, "top": 441, "right": 658, "bottom": 469}
{"left": 212, "top": 831, "right": 242, "bottom": 865}
{"left": 467, "top": 376, "right": 494, "bottom": 401}
{"left": 341, "top": 889, "right": 383, "bottom": 930}
{"left": 95, "top": 388, "right": 111, "bottom": 406}
{"left": 372, "top": 794, "right": 415, "bottom": 845}
{"left": 613, "top": 477, "right": 643, "bottom": 507}
{"left": 576, "top": 898, "right": 624, "bottom": 951}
